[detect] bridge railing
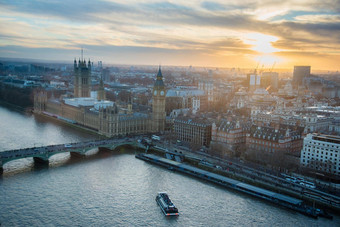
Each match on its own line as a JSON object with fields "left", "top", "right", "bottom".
{"left": 1, "top": 137, "right": 144, "bottom": 166}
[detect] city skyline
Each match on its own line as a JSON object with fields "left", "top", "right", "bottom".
{"left": 1, "top": 0, "right": 340, "bottom": 70}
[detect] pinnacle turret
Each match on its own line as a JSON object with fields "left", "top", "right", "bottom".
{"left": 88, "top": 59, "right": 91, "bottom": 69}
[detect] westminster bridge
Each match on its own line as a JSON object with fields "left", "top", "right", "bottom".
{"left": 0, "top": 137, "right": 147, "bottom": 174}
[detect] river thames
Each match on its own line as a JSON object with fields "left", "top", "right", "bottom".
{"left": 0, "top": 106, "right": 338, "bottom": 226}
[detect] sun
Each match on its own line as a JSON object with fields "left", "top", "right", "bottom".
{"left": 244, "top": 33, "right": 280, "bottom": 54}
{"left": 254, "top": 54, "right": 283, "bottom": 67}
{"left": 242, "top": 33, "right": 286, "bottom": 68}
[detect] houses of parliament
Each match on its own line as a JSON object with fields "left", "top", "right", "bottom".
{"left": 34, "top": 59, "right": 166, "bottom": 137}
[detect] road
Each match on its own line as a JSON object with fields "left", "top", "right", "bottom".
{"left": 151, "top": 141, "right": 340, "bottom": 209}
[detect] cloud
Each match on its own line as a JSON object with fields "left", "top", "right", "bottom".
{"left": 0, "top": 44, "right": 252, "bottom": 67}
{"left": 268, "top": 20, "right": 340, "bottom": 54}
{"left": 0, "top": 0, "right": 129, "bottom": 23}
{"left": 201, "top": 1, "right": 226, "bottom": 11}
{"left": 0, "top": 0, "right": 339, "bottom": 69}
{"left": 294, "top": 14, "right": 340, "bottom": 23}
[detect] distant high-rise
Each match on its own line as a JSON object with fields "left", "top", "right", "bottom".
{"left": 261, "top": 72, "right": 278, "bottom": 91}
{"left": 74, "top": 59, "right": 91, "bottom": 98}
{"left": 98, "top": 61, "right": 103, "bottom": 69}
{"left": 247, "top": 73, "right": 260, "bottom": 91}
{"left": 102, "top": 68, "right": 110, "bottom": 82}
{"left": 293, "top": 66, "right": 310, "bottom": 87}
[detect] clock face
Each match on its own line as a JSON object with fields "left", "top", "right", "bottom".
{"left": 154, "top": 90, "right": 157, "bottom": 95}
{"left": 160, "top": 91, "right": 164, "bottom": 96}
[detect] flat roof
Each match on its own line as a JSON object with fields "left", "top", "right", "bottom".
{"left": 237, "top": 183, "right": 276, "bottom": 197}
{"left": 145, "top": 154, "right": 181, "bottom": 167}
{"left": 147, "top": 154, "right": 245, "bottom": 186}
{"left": 311, "top": 134, "right": 340, "bottom": 144}
{"left": 143, "top": 154, "right": 302, "bottom": 205}
{"left": 272, "top": 193, "right": 302, "bottom": 205}
{"left": 178, "top": 163, "right": 209, "bottom": 175}
{"left": 237, "top": 183, "right": 302, "bottom": 205}
{"left": 205, "top": 172, "right": 241, "bottom": 186}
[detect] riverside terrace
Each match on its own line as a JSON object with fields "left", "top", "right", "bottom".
{"left": 2, "top": 136, "right": 340, "bottom": 211}
{"left": 136, "top": 153, "right": 332, "bottom": 219}
{"left": 0, "top": 137, "right": 146, "bottom": 174}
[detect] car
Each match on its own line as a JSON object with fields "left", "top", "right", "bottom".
{"left": 285, "top": 177, "right": 297, "bottom": 183}
{"left": 64, "top": 144, "right": 72, "bottom": 148}
{"left": 305, "top": 183, "right": 316, "bottom": 189}
{"left": 300, "top": 180, "right": 316, "bottom": 189}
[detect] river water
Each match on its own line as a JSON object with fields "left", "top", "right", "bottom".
{"left": 0, "top": 106, "right": 338, "bottom": 226}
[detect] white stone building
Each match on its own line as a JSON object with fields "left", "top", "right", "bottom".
{"left": 300, "top": 133, "right": 340, "bottom": 176}
{"left": 198, "top": 79, "right": 214, "bottom": 103}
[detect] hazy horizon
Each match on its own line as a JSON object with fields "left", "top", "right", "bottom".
{"left": 1, "top": 0, "right": 340, "bottom": 71}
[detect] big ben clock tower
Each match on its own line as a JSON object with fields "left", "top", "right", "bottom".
{"left": 152, "top": 66, "right": 166, "bottom": 132}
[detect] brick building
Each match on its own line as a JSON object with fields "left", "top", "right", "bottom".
{"left": 211, "top": 119, "right": 250, "bottom": 151}
{"left": 246, "top": 124, "right": 304, "bottom": 153}
{"left": 174, "top": 117, "right": 212, "bottom": 147}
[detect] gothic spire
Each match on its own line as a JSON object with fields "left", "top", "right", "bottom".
{"left": 157, "top": 65, "right": 163, "bottom": 78}
{"left": 154, "top": 65, "right": 165, "bottom": 89}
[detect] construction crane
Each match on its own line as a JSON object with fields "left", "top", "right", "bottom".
{"left": 259, "top": 64, "right": 265, "bottom": 74}
{"left": 254, "top": 61, "right": 260, "bottom": 74}
{"left": 269, "top": 62, "right": 276, "bottom": 72}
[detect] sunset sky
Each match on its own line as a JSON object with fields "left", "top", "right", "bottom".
{"left": 0, "top": 0, "right": 339, "bottom": 70}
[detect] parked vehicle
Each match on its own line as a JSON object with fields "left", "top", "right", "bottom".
{"left": 152, "top": 135, "right": 160, "bottom": 141}
{"left": 285, "top": 177, "right": 297, "bottom": 183}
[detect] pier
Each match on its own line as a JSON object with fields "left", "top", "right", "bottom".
{"left": 136, "top": 153, "right": 333, "bottom": 219}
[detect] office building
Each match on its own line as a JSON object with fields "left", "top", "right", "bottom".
{"left": 300, "top": 133, "right": 340, "bottom": 176}
{"left": 293, "top": 66, "right": 311, "bottom": 87}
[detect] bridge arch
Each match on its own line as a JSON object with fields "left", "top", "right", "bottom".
{"left": 1, "top": 140, "right": 145, "bottom": 174}
{"left": 1, "top": 153, "right": 50, "bottom": 170}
